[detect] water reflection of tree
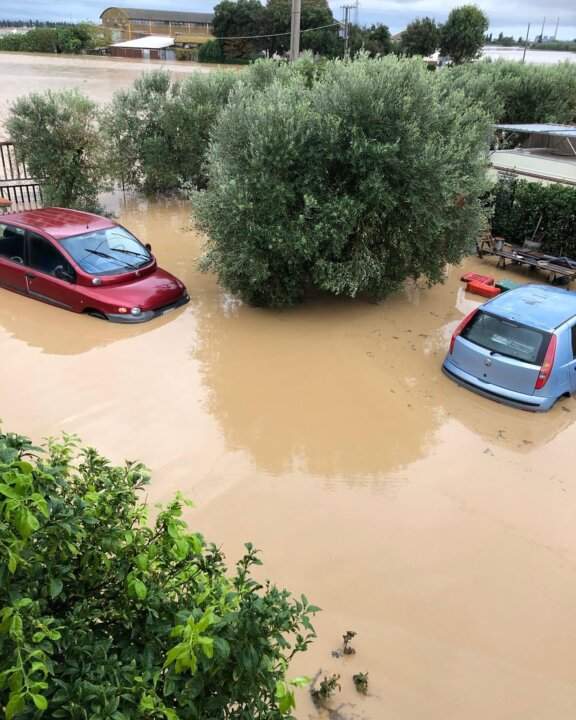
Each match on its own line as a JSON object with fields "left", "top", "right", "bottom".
{"left": 192, "top": 293, "right": 444, "bottom": 481}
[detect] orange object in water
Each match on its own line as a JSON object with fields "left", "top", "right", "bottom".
{"left": 461, "top": 272, "right": 495, "bottom": 286}
{"left": 466, "top": 280, "right": 501, "bottom": 298}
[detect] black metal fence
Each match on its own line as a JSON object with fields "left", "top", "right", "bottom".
{"left": 0, "top": 141, "right": 43, "bottom": 210}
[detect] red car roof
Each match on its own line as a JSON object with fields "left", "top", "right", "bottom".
{"left": 1, "top": 207, "right": 115, "bottom": 240}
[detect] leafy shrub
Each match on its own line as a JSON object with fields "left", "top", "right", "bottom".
{"left": 198, "top": 40, "right": 224, "bottom": 63}
{"left": 104, "top": 70, "right": 238, "bottom": 194}
{"left": 492, "top": 176, "right": 576, "bottom": 257}
{"left": 175, "top": 48, "right": 198, "bottom": 62}
{"left": 7, "top": 90, "right": 107, "bottom": 211}
{"left": 441, "top": 61, "right": 576, "bottom": 124}
{"left": 196, "top": 54, "right": 491, "bottom": 307}
{"left": 0, "top": 430, "right": 317, "bottom": 719}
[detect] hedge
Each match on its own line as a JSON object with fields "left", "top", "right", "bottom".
{"left": 492, "top": 176, "right": 576, "bottom": 257}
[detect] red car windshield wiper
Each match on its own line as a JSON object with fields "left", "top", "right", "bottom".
{"left": 84, "top": 248, "right": 137, "bottom": 270}
{"left": 110, "top": 247, "right": 150, "bottom": 261}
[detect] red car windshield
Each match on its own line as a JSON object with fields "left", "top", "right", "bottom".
{"left": 60, "top": 227, "right": 152, "bottom": 276}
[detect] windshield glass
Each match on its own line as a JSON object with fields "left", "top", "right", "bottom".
{"left": 59, "top": 227, "right": 152, "bottom": 276}
{"left": 461, "top": 311, "right": 550, "bottom": 365}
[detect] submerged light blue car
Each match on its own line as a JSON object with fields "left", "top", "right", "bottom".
{"left": 443, "top": 285, "right": 576, "bottom": 412}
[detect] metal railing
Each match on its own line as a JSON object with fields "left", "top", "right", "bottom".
{"left": 0, "top": 141, "right": 43, "bottom": 210}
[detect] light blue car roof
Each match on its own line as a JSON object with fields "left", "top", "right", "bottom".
{"left": 484, "top": 285, "right": 576, "bottom": 331}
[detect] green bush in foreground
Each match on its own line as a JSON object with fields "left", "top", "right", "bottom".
{"left": 0, "top": 431, "right": 317, "bottom": 719}
{"left": 7, "top": 90, "right": 107, "bottom": 211}
{"left": 197, "top": 54, "right": 491, "bottom": 307}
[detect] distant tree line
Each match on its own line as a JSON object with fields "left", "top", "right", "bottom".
{"left": 0, "top": 19, "right": 75, "bottom": 28}
{"left": 0, "top": 23, "right": 110, "bottom": 53}
{"left": 201, "top": 1, "right": 489, "bottom": 64}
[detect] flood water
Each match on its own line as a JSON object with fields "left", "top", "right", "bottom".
{"left": 482, "top": 45, "right": 576, "bottom": 64}
{"left": 2, "top": 198, "right": 576, "bottom": 718}
{"left": 0, "top": 52, "right": 220, "bottom": 139}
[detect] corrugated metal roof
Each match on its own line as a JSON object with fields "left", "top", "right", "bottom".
{"left": 495, "top": 123, "right": 576, "bottom": 138}
{"left": 101, "top": 7, "right": 214, "bottom": 24}
{"left": 111, "top": 35, "right": 175, "bottom": 48}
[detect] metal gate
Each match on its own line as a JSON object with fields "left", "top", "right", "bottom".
{"left": 0, "top": 142, "right": 43, "bottom": 210}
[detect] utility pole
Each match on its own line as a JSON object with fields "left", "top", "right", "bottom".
{"left": 521, "top": 22, "right": 530, "bottom": 63}
{"left": 554, "top": 16, "right": 560, "bottom": 40}
{"left": 342, "top": 4, "right": 354, "bottom": 58}
{"left": 289, "top": 0, "right": 301, "bottom": 62}
{"left": 539, "top": 16, "right": 545, "bottom": 42}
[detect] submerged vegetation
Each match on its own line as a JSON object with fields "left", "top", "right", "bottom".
{"left": 0, "top": 430, "right": 318, "bottom": 719}
{"left": 6, "top": 52, "right": 576, "bottom": 306}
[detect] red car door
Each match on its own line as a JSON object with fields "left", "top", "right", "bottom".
{"left": 0, "top": 222, "right": 28, "bottom": 295}
{"left": 25, "top": 231, "right": 80, "bottom": 311}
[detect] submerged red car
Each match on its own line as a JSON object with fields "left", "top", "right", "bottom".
{"left": 0, "top": 207, "right": 189, "bottom": 322}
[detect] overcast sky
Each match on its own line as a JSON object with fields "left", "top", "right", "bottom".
{"left": 1, "top": 0, "right": 575, "bottom": 40}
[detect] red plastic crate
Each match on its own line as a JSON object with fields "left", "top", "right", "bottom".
{"left": 466, "top": 280, "right": 501, "bottom": 298}
{"left": 461, "top": 272, "right": 495, "bottom": 286}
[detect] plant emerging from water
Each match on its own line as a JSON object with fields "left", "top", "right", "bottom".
{"left": 197, "top": 54, "right": 491, "bottom": 307}
{"left": 0, "top": 430, "right": 318, "bottom": 719}
{"left": 352, "top": 672, "right": 369, "bottom": 694}
{"left": 7, "top": 90, "right": 107, "bottom": 211}
{"left": 310, "top": 674, "right": 341, "bottom": 706}
{"left": 342, "top": 630, "right": 357, "bottom": 655}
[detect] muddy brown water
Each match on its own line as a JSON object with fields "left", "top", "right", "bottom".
{"left": 2, "top": 198, "right": 576, "bottom": 718}
{"left": 0, "top": 52, "right": 226, "bottom": 140}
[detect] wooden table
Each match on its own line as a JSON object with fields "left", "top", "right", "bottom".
{"left": 476, "top": 237, "right": 576, "bottom": 285}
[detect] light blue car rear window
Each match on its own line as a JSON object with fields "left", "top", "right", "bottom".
{"left": 461, "top": 311, "right": 550, "bottom": 365}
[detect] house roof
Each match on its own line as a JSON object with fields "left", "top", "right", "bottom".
{"left": 111, "top": 35, "right": 175, "bottom": 49}
{"left": 100, "top": 7, "right": 214, "bottom": 24}
{"left": 495, "top": 123, "right": 576, "bottom": 138}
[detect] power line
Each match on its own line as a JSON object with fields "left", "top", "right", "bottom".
{"left": 212, "top": 22, "right": 342, "bottom": 41}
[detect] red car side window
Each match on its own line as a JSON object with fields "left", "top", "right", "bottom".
{"left": 28, "top": 233, "right": 75, "bottom": 279}
{"left": 0, "top": 223, "right": 25, "bottom": 263}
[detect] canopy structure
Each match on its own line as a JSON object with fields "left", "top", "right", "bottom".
{"left": 495, "top": 123, "right": 576, "bottom": 139}
{"left": 491, "top": 124, "right": 576, "bottom": 185}
{"left": 111, "top": 35, "right": 175, "bottom": 49}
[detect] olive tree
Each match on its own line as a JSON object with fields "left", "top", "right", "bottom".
{"left": 104, "top": 70, "right": 238, "bottom": 194}
{"left": 0, "top": 430, "right": 317, "bottom": 719}
{"left": 196, "top": 55, "right": 491, "bottom": 307}
{"left": 7, "top": 90, "right": 107, "bottom": 211}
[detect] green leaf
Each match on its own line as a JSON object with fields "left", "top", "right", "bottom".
{"left": 31, "top": 693, "right": 48, "bottom": 711}
{"left": 49, "top": 578, "right": 63, "bottom": 599}
{"left": 133, "top": 579, "right": 147, "bottom": 600}
{"left": 0, "top": 483, "right": 19, "bottom": 499}
{"left": 5, "top": 693, "right": 25, "bottom": 720}
{"left": 290, "top": 676, "right": 311, "bottom": 688}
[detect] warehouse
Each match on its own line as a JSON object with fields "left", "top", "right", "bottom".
{"left": 100, "top": 7, "right": 214, "bottom": 44}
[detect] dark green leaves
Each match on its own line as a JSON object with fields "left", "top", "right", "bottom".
{"left": 0, "top": 430, "right": 317, "bottom": 719}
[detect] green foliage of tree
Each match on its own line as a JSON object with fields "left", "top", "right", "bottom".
{"left": 265, "top": 0, "right": 338, "bottom": 57}
{"left": 198, "top": 39, "right": 224, "bottom": 62}
{"left": 0, "top": 430, "right": 317, "bottom": 720}
{"left": 440, "top": 4, "right": 489, "bottom": 64}
{"left": 212, "top": 0, "right": 267, "bottom": 59}
{"left": 400, "top": 17, "right": 439, "bottom": 57}
{"left": 440, "top": 60, "right": 576, "bottom": 124}
{"left": 0, "top": 23, "right": 105, "bottom": 54}
{"left": 104, "top": 70, "right": 238, "bottom": 194}
{"left": 196, "top": 55, "right": 491, "bottom": 307}
{"left": 363, "top": 24, "right": 393, "bottom": 56}
{"left": 492, "top": 176, "right": 576, "bottom": 257}
{"left": 6, "top": 90, "right": 106, "bottom": 211}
